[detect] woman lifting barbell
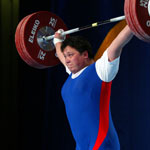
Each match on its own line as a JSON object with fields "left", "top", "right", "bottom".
{"left": 14, "top": 0, "right": 150, "bottom": 149}
{"left": 52, "top": 23, "right": 133, "bottom": 150}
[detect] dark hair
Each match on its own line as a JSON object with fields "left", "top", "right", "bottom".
{"left": 61, "top": 36, "right": 94, "bottom": 59}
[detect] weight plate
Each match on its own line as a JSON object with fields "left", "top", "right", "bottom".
{"left": 15, "top": 15, "right": 36, "bottom": 66}
{"left": 20, "top": 11, "right": 67, "bottom": 68}
{"left": 132, "top": 0, "right": 150, "bottom": 42}
{"left": 129, "top": 0, "right": 150, "bottom": 42}
{"left": 124, "top": 0, "right": 146, "bottom": 41}
{"left": 15, "top": 13, "right": 46, "bottom": 68}
{"left": 19, "top": 13, "right": 48, "bottom": 69}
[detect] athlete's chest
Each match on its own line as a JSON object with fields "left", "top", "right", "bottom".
{"left": 61, "top": 64, "right": 102, "bottom": 112}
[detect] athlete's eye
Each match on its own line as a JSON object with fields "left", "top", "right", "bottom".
{"left": 68, "top": 53, "right": 74, "bottom": 57}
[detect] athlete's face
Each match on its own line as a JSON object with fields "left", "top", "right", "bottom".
{"left": 63, "top": 46, "right": 88, "bottom": 74}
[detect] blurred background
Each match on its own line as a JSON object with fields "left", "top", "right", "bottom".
{"left": 1, "top": 0, "right": 150, "bottom": 150}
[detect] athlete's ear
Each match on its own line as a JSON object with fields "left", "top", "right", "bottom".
{"left": 82, "top": 51, "right": 89, "bottom": 59}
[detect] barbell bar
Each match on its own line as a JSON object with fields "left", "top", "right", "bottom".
{"left": 43, "top": 16, "right": 126, "bottom": 41}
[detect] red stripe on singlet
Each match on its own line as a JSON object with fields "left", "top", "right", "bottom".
{"left": 92, "top": 81, "right": 112, "bottom": 150}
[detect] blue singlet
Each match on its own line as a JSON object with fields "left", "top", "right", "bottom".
{"left": 61, "top": 63, "right": 120, "bottom": 150}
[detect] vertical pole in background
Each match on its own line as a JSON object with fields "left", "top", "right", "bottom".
{"left": 0, "top": 0, "right": 19, "bottom": 149}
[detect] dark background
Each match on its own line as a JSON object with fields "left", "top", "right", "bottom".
{"left": 1, "top": 0, "right": 150, "bottom": 150}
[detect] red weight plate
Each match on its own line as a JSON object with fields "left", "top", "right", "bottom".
{"left": 129, "top": 0, "right": 150, "bottom": 42}
{"left": 124, "top": 0, "right": 140, "bottom": 37}
{"left": 15, "top": 14, "right": 44, "bottom": 68}
{"left": 20, "top": 11, "right": 68, "bottom": 68}
{"left": 19, "top": 13, "right": 48, "bottom": 69}
{"left": 15, "top": 16, "right": 28, "bottom": 59}
{"left": 124, "top": 0, "right": 146, "bottom": 41}
{"left": 131, "top": 0, "right": 150, "bottom": 42}
{"left": 15, "top": 15, "right": 34, "bottom": 66}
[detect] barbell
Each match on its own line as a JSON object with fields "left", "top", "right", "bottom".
{"left": 15, "top": 0, "right": 150, "bottom": 69}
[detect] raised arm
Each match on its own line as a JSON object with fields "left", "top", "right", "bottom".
{"left": 107, "top": 25, "right": 133, "bottom": 62}
{"left": 53, "top": 30, "right": 66, "bottom": 66}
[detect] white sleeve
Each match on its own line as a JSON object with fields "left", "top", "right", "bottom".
{"left": 95, "top": 49, "right": 120, "bottom": 82}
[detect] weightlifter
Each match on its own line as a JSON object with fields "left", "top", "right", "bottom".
{"left": 53, "top": 25, "right": 133, "bottom": 150}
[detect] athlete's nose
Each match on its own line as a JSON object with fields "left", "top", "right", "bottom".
{"left": 65, "top": 56, "right": 71, "bottom": 64}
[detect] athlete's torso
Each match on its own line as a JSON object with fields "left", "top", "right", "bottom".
{"left": 61, "top": 63, "right": 120, "bottom": 150}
